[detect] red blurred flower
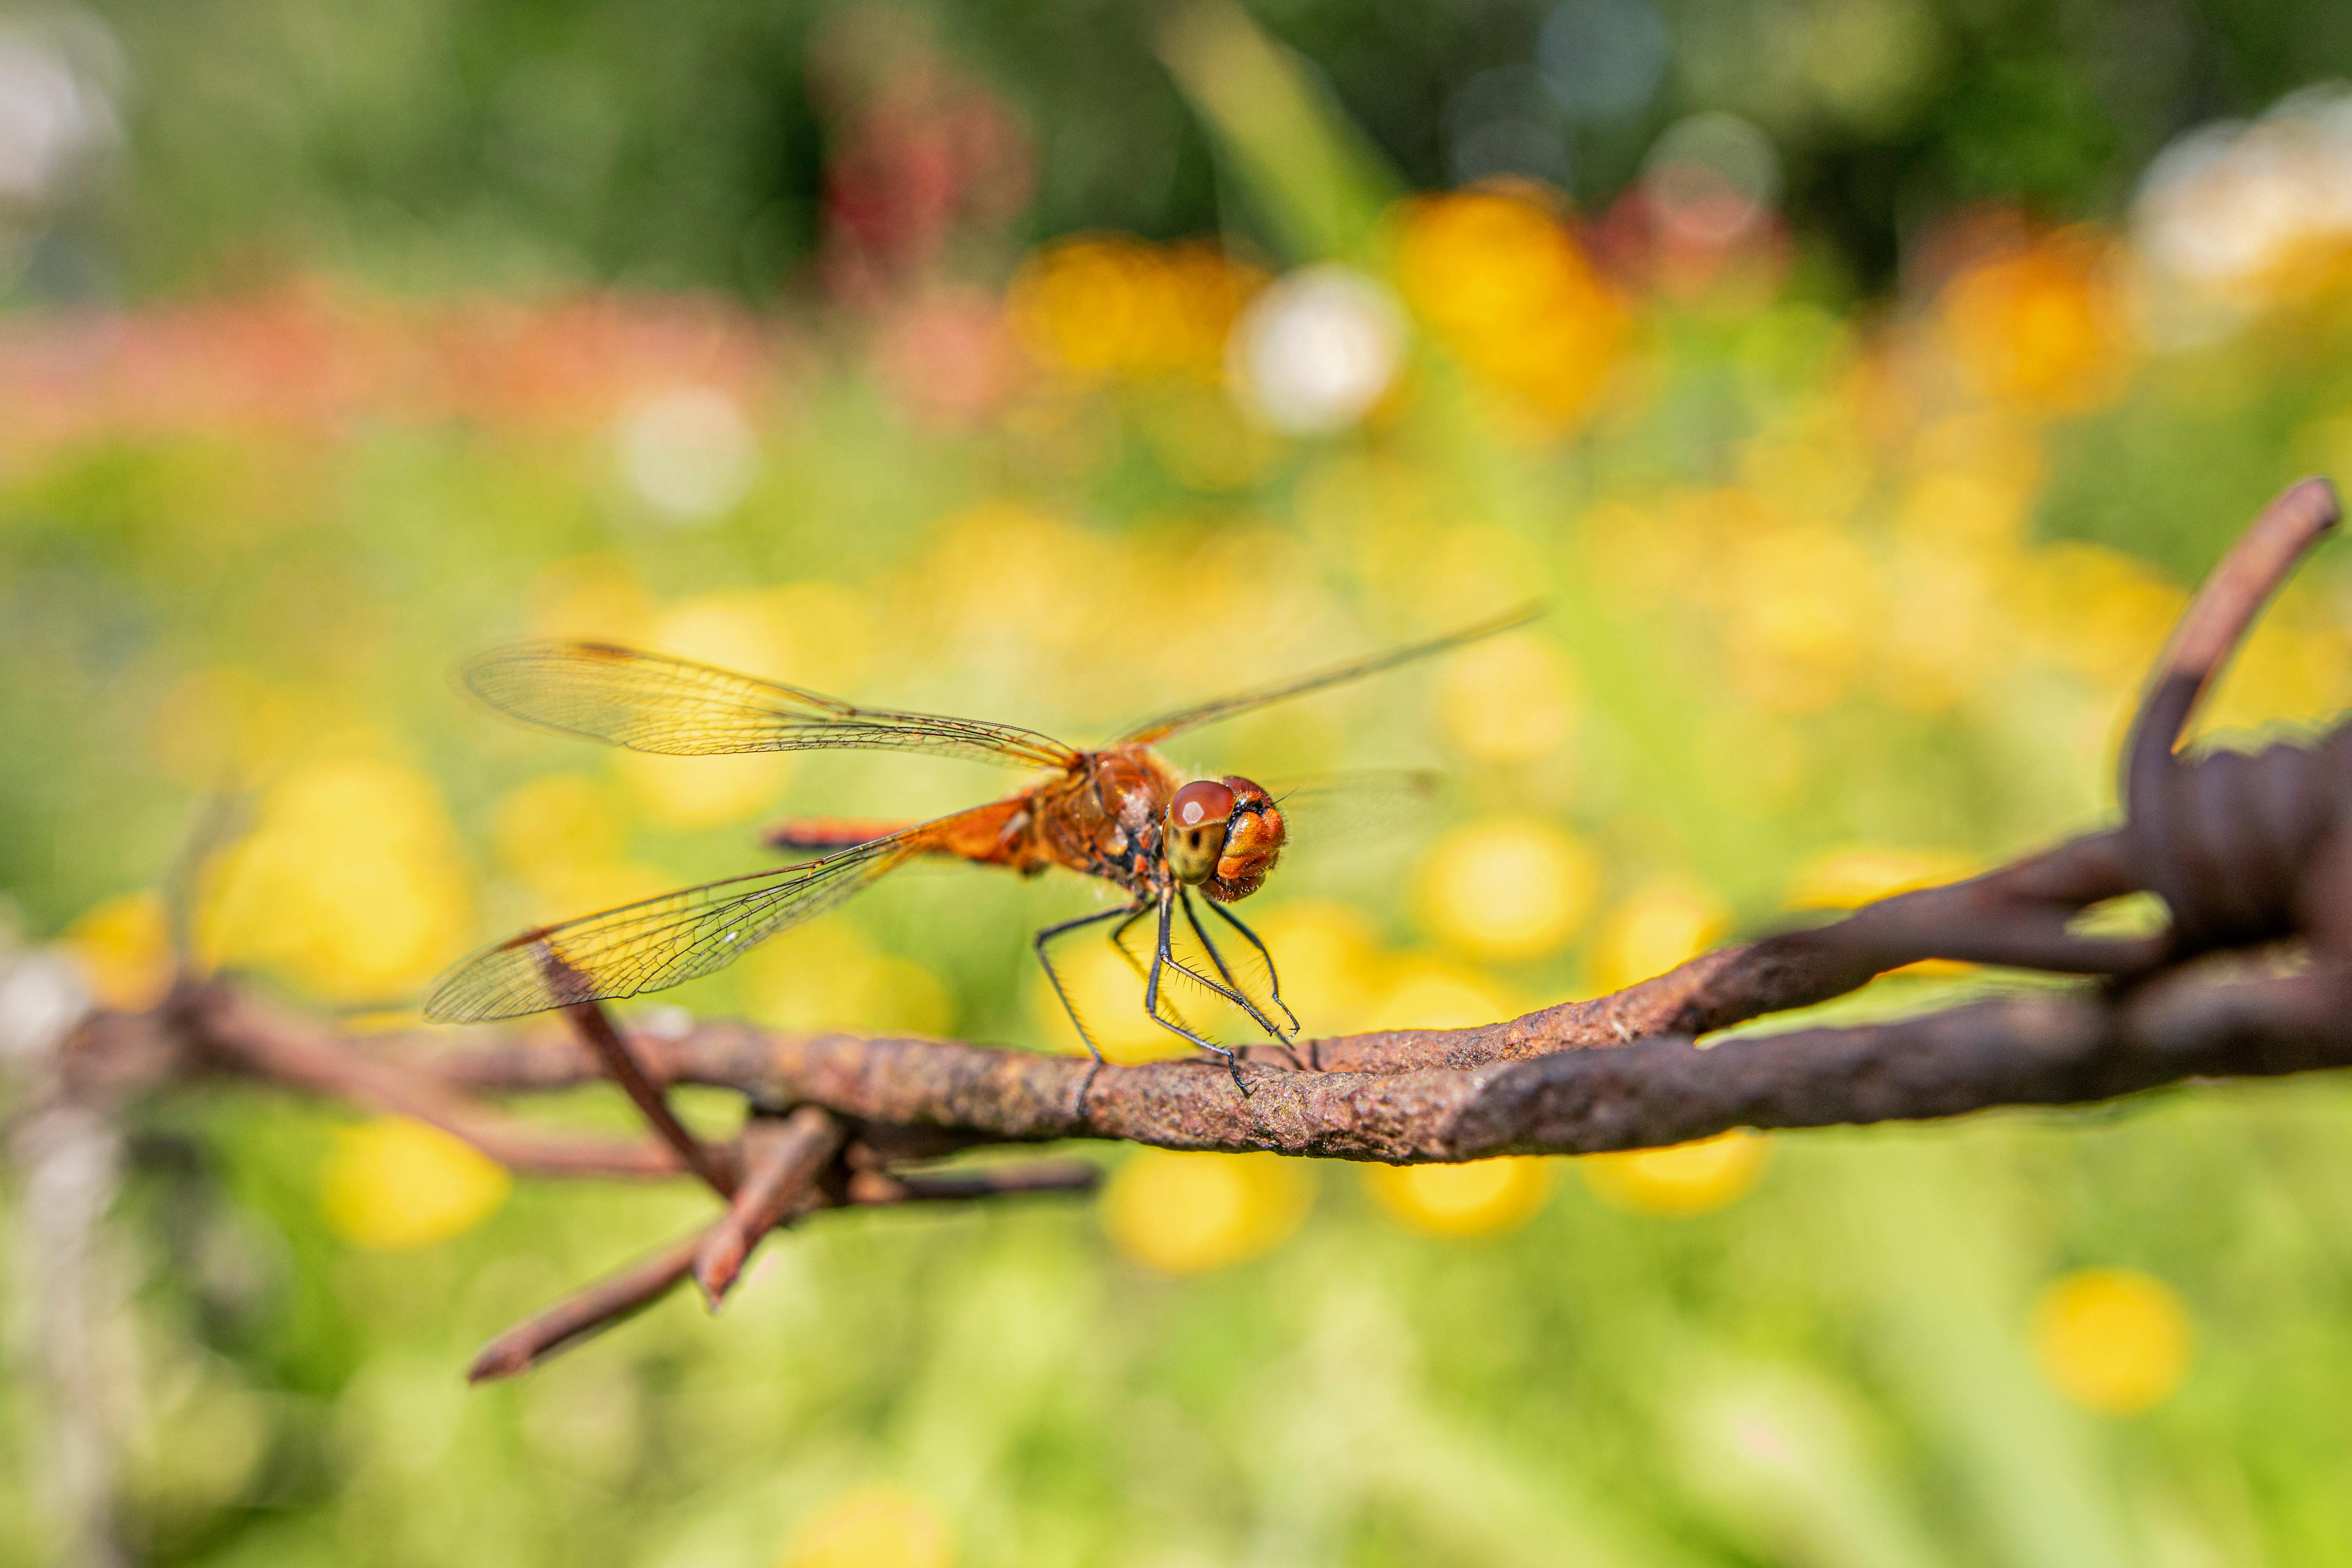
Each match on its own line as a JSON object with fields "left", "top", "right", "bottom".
{"left": 808, "top": 7, "right": 1034, "bottom": 303}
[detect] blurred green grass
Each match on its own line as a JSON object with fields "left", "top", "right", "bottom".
{"left": 7, "top": 5, "right": 2352, "bottom": 1566}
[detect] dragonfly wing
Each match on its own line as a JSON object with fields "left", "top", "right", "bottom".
{"left": 462, "top": 641, "right": 1080, "bottom": 769}
{"left": 1268, "top": 769, "right": 1444, "bottom": 859}
{"left": 422, "top": 833, "right": 918, "bottom": 1023}
{"left": 1117, "top": 604, "right": 1542, "bottom": 745}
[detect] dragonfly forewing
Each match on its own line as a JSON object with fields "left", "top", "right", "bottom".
{"left": 462, "top": 641, "right": 1080, "bottom": 769}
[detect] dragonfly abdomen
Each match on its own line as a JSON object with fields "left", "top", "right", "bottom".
{"left": 762, "top": 816, "right": 914, "bottom": 854}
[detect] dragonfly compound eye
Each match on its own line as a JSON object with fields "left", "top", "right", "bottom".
{"left": 1165, "top": 779, "right": 1237, "bottom": 884}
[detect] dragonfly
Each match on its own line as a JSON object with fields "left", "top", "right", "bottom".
{"left": 423, "top": 604, "right": 1538, "bottom": 1085}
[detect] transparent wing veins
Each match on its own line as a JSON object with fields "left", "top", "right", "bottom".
{"left": 422, "top": 831, "right": 920, "bottom": 1022}
{"left": 1117, "top": 603, "right": 1543, "bottom": 745}
{"left": 462, "top": 641, "right": 1080, "bottom": 770}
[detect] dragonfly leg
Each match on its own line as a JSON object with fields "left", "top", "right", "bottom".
{"left": 1159, "top": 904, "right": 1291, "bottom": 1068}
{"left": 1034, "top": 900, "right": 1145, "bottom": 1065}
{"left": 1109, "top": 903, "right": 1195, "bottom": 1026}
{"left": 1107, "top": 904, "right": 1150, "bottom": 979}
{"left": 1144, "top": 891, "right": 1266, "bottom": 1024}
{"left": 1145, "top": 895, "right": 1248, "bottom": 1096}
{"left": 1201, "top": 898, "right": 1303, "bottom": 1037}
{"left": 1177, "top": 887, "right": 1299, "bottom": 1061}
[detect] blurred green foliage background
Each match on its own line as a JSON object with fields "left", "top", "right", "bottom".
{"left": 25, "top": 0, "right": 2352, "bottom": 299}
{"left": 4, "top": 0, "right": 2352, "bottom": 1564}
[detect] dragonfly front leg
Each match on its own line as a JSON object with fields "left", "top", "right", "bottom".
{"left": 1175, "top": 888, "right": 1298, "bottom": 1063}
{"left": 1109, "top": 900, "right": 1233, "bottom": 1044}
{"left": 1200, "top": 897, "right": 1302, "bottom": 1036}
{"left": 1143, "top": 894, "right": 1248, "bottom": 1095}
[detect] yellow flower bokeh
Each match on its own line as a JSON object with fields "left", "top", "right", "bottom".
{"left": 319, "top": 1116, "right": 510, "bottom": 1250}
{"left": 614, "top": 748, "right": 793, "bottom": 830}
{"left": 527, "top": 555, "right": 655, "bottom": 645}
{"left": 1586, "top": 881, "right": 1731, "bottom": 996}
{"left": 1941, "top": 232, "right": 2135, "bottom": 414}
{"left": 894, "top": 502, "right": 1137, "bottom": 674}
{"left": 2200, "top": 617, "right": 2352, "bottom": 734}
{"left": 742, "top": 921, "right": 955, "bottom": 1038}
{"left": 1364, "top": 1156, "right": 1555, "bottom": 1238}
{"left": 1876, "top": 530, "right": 2008, "bottom": 712}
{"left": 66, "top": 890, "right": 174, "bottom": 1010}
{"left": 1365, "top": 953, "right": 1518, "bottom": 1030}
{"left": 1896, "top": 460, "right": 2039, "bottom": 551}
{"left": 654, "top": 589, "right": 789, "bottom": 674}
{"left": 1417, "top": 817, "right": 1600, "bottom": 961}
{"left": 2017, "top": 543, "right": 2188, "bottom": 690}
{"left": 198, "top": 753, "right": 473, "bottom": 1002}
{"left": 1099, "top": 1150, "right": 1314, "bottom": 1274}
{"left": 648, "top": 584, "right": 876, "bottom": 695}
{"left": 1393, "top": 187, "right": 1630, "bottom": 429}
{"left": 1783, "top": 845, "right": 1978, "bottom": 911}
{"left": 785, "top": 1484, "right": 953, "bottom": 1568}
{"left": 1007, "top": 235, "right": 1264, "bottom": 383}
{"left": 1437, "top": 633, "right": 1578, "bottom": 762}
{"left": 516, "top": 860, "right": 681, "bottom": 931}
{"left": 1715, "top": 520, "right": 1880, "bottom": 714}
{"left": 492, "top": 773, "right": 628, "bottom": 882}
{"left": 2030, "top": 1266, "right": 2195, "bottom": 1415}
{"left": 1579, "top": 1130, "right": 1769, "bottom": 1216}
{"left": 1247, "top": 900, "right": 1384, "bottom": 1035}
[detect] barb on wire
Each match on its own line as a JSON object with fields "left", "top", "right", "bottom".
{"left": 2124, "top": 476, "right": 2343, "bottom": 957}
{"left": 39, "top": 477, "right": 2352, "bottom": 1378}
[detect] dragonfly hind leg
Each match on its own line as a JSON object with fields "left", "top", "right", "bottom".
{"left": 1033, "top": 900, "right": 1145, "bottom": 1065}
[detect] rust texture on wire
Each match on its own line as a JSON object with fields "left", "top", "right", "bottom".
{"left": 38, "top": 478, "right": 2352, "bottom": 1378}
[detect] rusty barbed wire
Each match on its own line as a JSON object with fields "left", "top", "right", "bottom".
{"left": 25, "top": 477, "right": 2352, "bottom": 1379}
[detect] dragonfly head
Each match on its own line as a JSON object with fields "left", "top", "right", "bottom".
{"left": 1166, "top": 776, "right": 1284, "bottom": 900}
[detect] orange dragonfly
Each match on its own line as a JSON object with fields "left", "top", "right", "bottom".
{"left": 423, "top": 605, "right": 1536, "bottom": 1083}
